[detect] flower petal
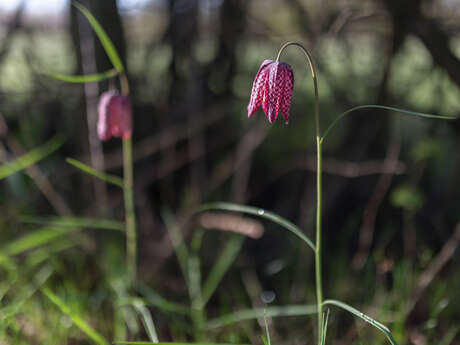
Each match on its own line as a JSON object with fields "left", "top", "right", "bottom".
{"left": 267, "top": 62, "right": 284, "bottom": 123}
{"left": 248, "top": 60, "right": 273, "bottom": 118}
{"left": 108, "top": 95, "right": 132, "bottom": 139}
{"left": 97, "top": 91, "right": 117, "bottom": 141}
{"left": 280, "top": 63, "right": 294, "bottom": 124}
{"left": 97, "top": 91, "right": 132, "bottom": 141}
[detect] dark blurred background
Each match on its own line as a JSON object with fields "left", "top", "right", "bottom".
{"left": 0, "top": 0, "right": 459, "bottom": 344}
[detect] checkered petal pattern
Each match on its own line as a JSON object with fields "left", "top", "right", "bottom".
{"left": 247, "top": 60, "right": 294, "bottom": 124}
{"left": 280, "top": 63, "right": 294, "bottom": 123}
{"left": 247, "top": 60, "right": 272, "bottom": 118}
{"left": 97, "top": 91, "right": 133, "bottom": 141}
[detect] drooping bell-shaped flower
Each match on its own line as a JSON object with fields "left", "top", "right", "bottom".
{"left": 97, "top": 91, "right": 132, "bottom": 141}
{"left": 247, "top": 60, "right": 294, "bottom": 123}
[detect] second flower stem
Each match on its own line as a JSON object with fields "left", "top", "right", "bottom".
{"left": 123, "top": 136, "right": 136, "bottom": 283}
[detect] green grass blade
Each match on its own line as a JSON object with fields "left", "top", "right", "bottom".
{"left": 131, "top": 299, "right": 159, "bottom": 343}
{"left": 42, "top": 287, "right": 109, "bottom": 345}
{"left": 3, "top": 227, "right": 71, "bottom": 256}
{"left": 1, "top": 265, "right": 53, "bottom": 320}
{"left": 321, "top": 105, "right": 457, "bottom": 143}
{"left": 73, "top": 2, "right": 124, "bottom": 72}
{"left": 137, "top": 283, "right": 189, "bottom": 315}
{"left": 206, "top": 304, "right": 317, "bottom": 329}
{"left": 162, "top": 208, "right": 189, "bottom": 280}
{"left": 49, "top": 69, "right": 117, "bottom": 83}
{"left": 66, "top": 158, "right": 123, "bottom": 188}
{"left": 321, "top": 308, "right": 330, "bottom": 345}
{"left": 322, "top": 299, "right": 399, "bottom": 345}
{"left": 21, "top": 216, "right": 124, "bottom": 231}
{"left": 114, "top": 343, "right": 251, "bottom": 345}
{"left": 0, "top": 135, "right": 64, "bottom": 180}
{"left": 263, "top": 309, "right": 271, "bottom": 345}
{"left": 196, "top": 202, "right": 315, "bottom": 252}
{"left": 25, "top": 239, "right": 75, "bottom": 268}
{"left": 201, "top": 235, "right": 244, "bottom": 306}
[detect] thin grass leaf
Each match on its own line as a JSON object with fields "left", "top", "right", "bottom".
{"left": 3, "top": 227, "right": 71, "bottom": 256}
{"left": 206, "top": 304, "right": 317, "bottom": 329}
{"left": 320, "top": 308, "right": 330, "bottom": 345}
{"left": 1, "top": 265, "right": 53, "bottom": 321}
{"left": 49, "top": 69, "right": 117, "bottom": 83}
{"left": 162, "top": 208, "right": 189, "bottom": 280}
{"left": 263, "top": 309, "right": 271, "bottom": 345}
{"left": 187, "top": 241, "right": 203, "bottom": 310}
{"left": 21, "top": 215, "right": 124, "bottom": 231}
{"left": 131, "top": 299, "right": 159, "bottom": 343}
{"left": 73, "top": 2, "right": 124, "bottom": 72}
{"left": 201, "top": 235, "right": 244, "bottom": 307}
{"left": 1, "top": 266, "right": 53, "bottom": 321}
{"left": 137, "top": 283, "right": 189, "bottom": 315}
{"left": 114, "top": 343, "right": 251, "bottom": 345}
{"left": 196, "top": 202, "right": 315, "bottom": 252}
{"left": 66, "top": 158, "right": 123, "bottom": 188}
{"left": 113, "top": 303, "right": 127, "bottom": 342}
{"left": 0, "top": 135, "right": 64, "bottom": 180}
{"left": 322, "top": 299, "right": 399, "bottom": 345}
{"left": 321, "top": 105, "right": 457, "bottom": 143}
{"left": 24, "top": 239, "right": 75, "bottom": 268}
{"left": 261, "top": 336, "right": 269, "bottom": 345}
{"left": 42, "top": 287, "right": 109, "bottom": 345}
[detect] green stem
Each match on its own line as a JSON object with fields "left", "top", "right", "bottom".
{"left": 277, "top": 41, "right": 323, "bottom": 345}
{"left": 315, "top": 137, "right": 323, "bottom": 345}
{"left": 123, "top": 136, "right": 136, "bottom": 283}
{"left": 119, "top": 71, "right": 136, "bottom": 284}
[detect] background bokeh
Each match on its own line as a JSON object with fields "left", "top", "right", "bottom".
{"left": 0, "top": 0, "right": 459, "bottom": 344}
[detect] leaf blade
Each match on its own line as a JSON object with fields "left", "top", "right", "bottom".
{"left": 66, "top": 157, "right": 124, "bottom": 188}
{"left": 322, "top": 299, "right": 399, "bottom": 345}
{"left": 42, "top": 287, "right": 109, "bottom": 345}
{"left": 321, "top": 105, "right": 457, "bottom": 143}
{"left": 48, "top": 69, "right": 117, "bottom": 83}
{"left": 137, "top": 283, "right": 189, "bottom": 315}
{"left": 206, "top": 304, "right": 317, "bottom": 329}
{"left": 21, "top": 216, "right": 124, "bottom": 231}
{"left": 73, "top": 2, "right": 124, "bottom": 72}
{"left": 201, "top": 235, "right": 244, "bottom": 306}
{"left": 0, "top": 135, "right": 64, "bottom": 180}
{"left": 196, "top": 202, "right": 315, "bottom": 252}
{"left": 3, "top": 227, "right": 71, "bottom": 256}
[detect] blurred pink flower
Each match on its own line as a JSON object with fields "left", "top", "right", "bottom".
{"left": 248, "top": 60, "right": 294, "bottom": 123}
{"left": 97, "top": 91, "right": 132, "bottom": 141}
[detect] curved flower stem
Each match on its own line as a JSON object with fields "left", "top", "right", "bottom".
{"left": 277, "top": 41, "right": 323, "bottom": 345}
{"left": 120, "top": 71, "right": 136, "bottom": 284}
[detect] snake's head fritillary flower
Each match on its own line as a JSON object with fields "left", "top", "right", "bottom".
{"left": 248, "top": 60, "right": 294, "bottom": 124}
{"left": 97, "top": 91, "right": 132, "bottom": 141}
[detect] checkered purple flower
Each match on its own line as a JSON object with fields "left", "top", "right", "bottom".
{"left": 248, "top": 60, "right": 294, "bottom": 124}
{"left": 97, "top": 91, "right": 132, "bottom": 141}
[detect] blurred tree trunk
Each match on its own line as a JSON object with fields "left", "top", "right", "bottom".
{"left": 210, "top": 0, "right": 248, "bottom": 96}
